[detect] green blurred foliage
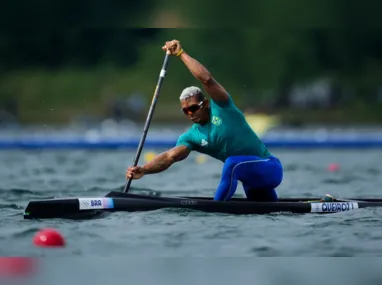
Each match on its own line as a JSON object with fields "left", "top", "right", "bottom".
{"left": 172, "top": 0, "right": 382, "bottom": 28}
{"left": 0, "top": 0, "right": 382, "bottom": 123}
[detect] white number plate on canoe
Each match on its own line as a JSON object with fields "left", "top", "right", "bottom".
{"left": 311, "top": 202, "right": 358, "bottom": 213}
{"left": 78, "top": 198, "right": 114, "bottom": 210}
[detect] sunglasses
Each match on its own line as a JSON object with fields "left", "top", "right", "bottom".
{"left": 181, "top": 101, "right": 204, "bottom": 115}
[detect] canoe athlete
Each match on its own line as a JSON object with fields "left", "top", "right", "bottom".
{"left": 126, "top": 39, "right": 283, "bottom": 201}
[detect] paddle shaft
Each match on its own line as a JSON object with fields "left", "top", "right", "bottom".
{"left": 123, "top": 52, "right": 171, "bottom": 193}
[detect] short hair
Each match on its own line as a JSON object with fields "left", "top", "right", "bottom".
{"left": 179, "top": 86, "right": 205, "bottom": 101}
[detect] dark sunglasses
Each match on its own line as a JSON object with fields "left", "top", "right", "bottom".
{"left": 181, "top": 101, "right": 204, "bottom": 115}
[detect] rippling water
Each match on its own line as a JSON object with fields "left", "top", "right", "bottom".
{"left": 0, "top": 148, "right": 382, "bottom": 258}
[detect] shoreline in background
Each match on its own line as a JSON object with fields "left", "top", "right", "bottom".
{"left": 2, "top": 104, "right": 381, "bottom": 126}
{"left": 1, "top": 65, "right": 382, "bottom": 126}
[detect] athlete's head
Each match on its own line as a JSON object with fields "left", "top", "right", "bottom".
{"left": 179, "top": 86, "right": 210, "bottom": 124}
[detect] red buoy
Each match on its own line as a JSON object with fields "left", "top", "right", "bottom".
{"left": 328, "top": 163, "right": 340, "bottom": 172}
{"left": 33, "top": 228, "right": 65, "bottom": 247}
{"left": 0, "top": 257, "right": 36, "bottom": 277}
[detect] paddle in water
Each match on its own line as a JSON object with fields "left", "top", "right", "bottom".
{"left": 123, "top": 50, "right": 171, "bottom": 193}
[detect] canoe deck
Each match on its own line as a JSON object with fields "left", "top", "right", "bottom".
{"left": 23, "top": 191, "right": 382, "bottom": 220}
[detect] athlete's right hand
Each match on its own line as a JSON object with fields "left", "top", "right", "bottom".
{"left": 162, "top": 39, "right": 182, "bottom": 56}
{"left": 126, "top": 166, "right": 145, "bottom": 180}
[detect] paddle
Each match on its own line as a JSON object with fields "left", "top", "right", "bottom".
{"left": 123, "top": 51, "right": 171, "bottom": 193}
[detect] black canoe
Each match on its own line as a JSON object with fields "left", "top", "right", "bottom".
{"left": 23, "top": 191, "right": 382, "bottom": 220}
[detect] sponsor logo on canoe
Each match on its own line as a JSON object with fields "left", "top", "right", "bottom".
{"left": 311, "top": 202, "right": 358, "bottom": 213}
{"left": 78, "top": 198, "right": 114, "bottom": 210}
{"left": 180, "top": 200, "right": 198, "bottom": 205}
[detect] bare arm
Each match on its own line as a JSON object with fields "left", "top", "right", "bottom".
{"left": 142, "top": 146, "right": 191, "bottom": 174}
{"left": 179, "top": 51, "right": 229, "bottom": 103}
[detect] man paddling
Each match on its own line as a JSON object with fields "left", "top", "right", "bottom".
{"left": 126, "top": 39, "right": 283, "bottom": 201}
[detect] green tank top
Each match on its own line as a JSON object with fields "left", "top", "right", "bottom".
{"left": 176, "top": 95, "right": 271, "bottom": 162}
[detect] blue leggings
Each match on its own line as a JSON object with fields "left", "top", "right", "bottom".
{"left": 214, "top": 155, "right": 283, "bottom": 202}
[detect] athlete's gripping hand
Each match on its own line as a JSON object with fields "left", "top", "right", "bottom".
{"left": 162, "top": 39, "right": 183, "bottom": 56}
{"left": 126, "top": 166, "right": 145, "bottom": 180}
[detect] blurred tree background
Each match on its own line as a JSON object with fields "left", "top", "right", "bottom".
{"left": 1, "top": 0, "right": 382, "bottom": 125}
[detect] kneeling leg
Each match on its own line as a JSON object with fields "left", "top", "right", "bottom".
{"left": 243, "top": 184, "right": 278, "bottom": 202}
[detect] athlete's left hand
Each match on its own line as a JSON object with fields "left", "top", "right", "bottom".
{"left": 126, "top": 166, "right": 145, "bottom": 180}
{"left": 162, "top": 39, "right": 182, "bottom": 56}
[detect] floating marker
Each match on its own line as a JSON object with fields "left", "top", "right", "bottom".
{"left": 328, "top": 163, "right": 340, "bottom": 172}
{"left": 144, "top": 151, "right": 157, "bottom": 162}
{"left": 0, "top": 257, "right": 36, "bottom": 277}
{"left": 195, "top": 154, "right": 207, "bottom": 164}
{"left": 33, "top": 228, "right": 65, "bottom": 248}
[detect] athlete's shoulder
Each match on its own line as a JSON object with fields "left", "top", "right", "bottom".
{"left": 179, "top": 125, "right": 196, "bottom": 137}
{"left": 210, "top": 93, "right": 236, "bottom": 109}
{"left": 185, "top": 124, "right": 199, "bottom": 133}
{"left": 176, "top": 125, "right": 198, "bottom": 150}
